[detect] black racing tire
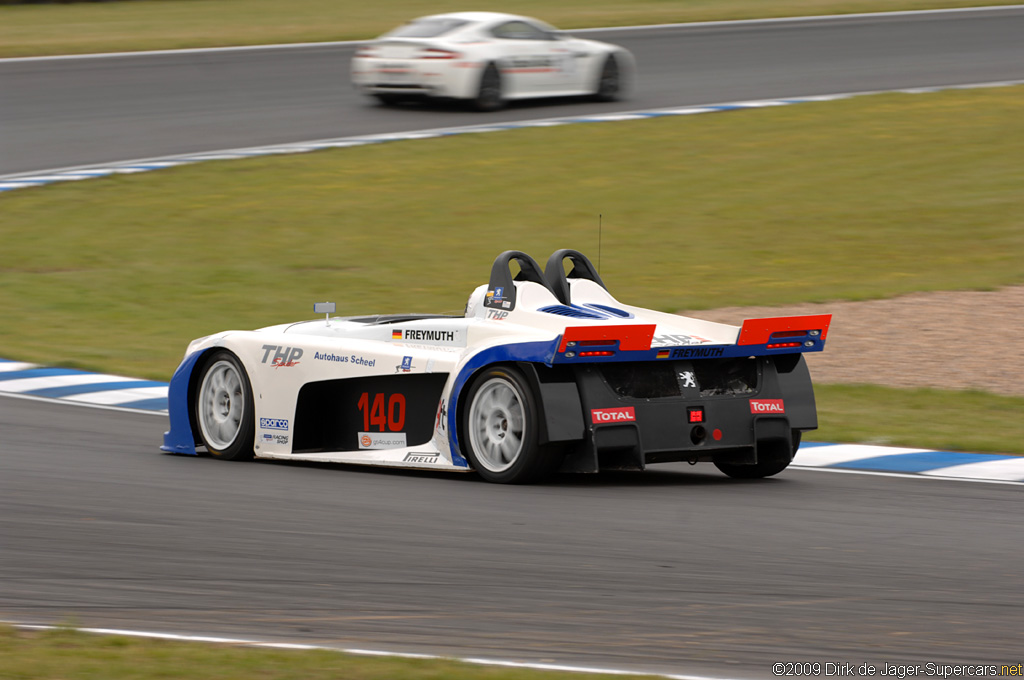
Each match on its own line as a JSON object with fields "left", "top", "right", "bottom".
{"left": 460, "top": 365, "right": 557, "bottom": 483}
{"left": 374, "top": 93, "right": 406, "bottom": 106}
{"left": 714, "top": 431, "right": 800, "bottom": 479}
{"left": 593, "top": 55, "right": 621, "bottom": 102}
{"left": 473, "top": 63, "right": 504, "bottom": 112}
{"left": 194, "top": 351, "right": 255, "bottom": 461}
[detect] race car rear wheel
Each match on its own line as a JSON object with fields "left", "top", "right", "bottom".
{"left": 593, "top": 55, "right": 621, "bottom": 101}
{"left": 462, "top": 366, "right": 552, "bottom": 483}
{"left": 195, "top": 351, "right": 255, "bottom": 461}
{"left": 714, "top": 431, "right": 800, "bottom": 479}
{"left": 474, "top": 63, "right": 504, "bottom": 112}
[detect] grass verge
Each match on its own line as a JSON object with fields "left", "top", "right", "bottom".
{"left": 1, "top": 0, "right": 1022, "bottom": 57}
{"left": 813, "top": 384, "right": 1024, "bottom": 455}
{"left": 2, "top": 86, "right": 1022, "bottom": 381}
{"left": 0, "top": 624, "right": 659, "bottom": 680}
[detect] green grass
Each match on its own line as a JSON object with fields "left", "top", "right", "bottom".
{"left": 2, "top": 86, "right": 1022, "bottom": 381}
{"left": 814, "top": 384, "right": 1024, "bottom": 455}
{"left": 1, "top": 0, "right": 1021, "bottom": 57}
{"left": 0, "top": 624, "right": 659, "bottom": 680}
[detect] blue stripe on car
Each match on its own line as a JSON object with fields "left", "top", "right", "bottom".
{"left": 446, "top": 339, "right": 561, "bottom": 469}
{"left": 160, "top": 349, "right": 209, "bottom": 455}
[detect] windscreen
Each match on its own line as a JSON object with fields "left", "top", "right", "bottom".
{"left": 383, "top": 18, "right": 469, "bottom": 39}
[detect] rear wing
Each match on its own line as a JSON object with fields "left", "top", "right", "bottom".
{"left": 549, "top": 315, "right": 831, "bottom": 364}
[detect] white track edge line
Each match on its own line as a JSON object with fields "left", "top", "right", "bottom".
{"left": 6, "top": 623, "right": 745, "bottom": 680}
{"left": 790, "top": 465, "right": 1024, "bottom": 486}
{"left": 2, "top": 5, "right": 1022, "bottom": 63}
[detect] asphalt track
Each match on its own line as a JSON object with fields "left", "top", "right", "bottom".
{"left": 4, "top": 7, "right": 1024, "bottom": 678}
{"left": 2, "top": 394, "right": 1023, "bottom": 678}
{"left": 3, "top": 6, "right": 1024, "bottom": 176}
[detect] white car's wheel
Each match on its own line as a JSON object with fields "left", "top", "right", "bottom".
{"left": 195, "top": 351, "right": 254, "bottom": 460}
{"left": 462, "top": 366, "right": 554, "bottom": 483}
{"left": 474, "top": 63, "right": 504, "bottom": 112}
{"left": 594, "top": 55, "right": 621, "bottom": 102}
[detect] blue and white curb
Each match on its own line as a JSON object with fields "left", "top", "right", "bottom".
{"left": 0, "top": 358, "right": 167, "bottom": 412}
{"left": 2, "top": 79, "right": 1023, "bottom": 194}
{"left": 2, "top": 357, "right": 1021, "bottom": 482}
{"left": 794, "top": 443, "right": 1024, "bottom": 483}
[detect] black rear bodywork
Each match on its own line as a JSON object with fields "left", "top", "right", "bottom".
{"left": 519, "top": 353, "right": 815, "bottom": 472}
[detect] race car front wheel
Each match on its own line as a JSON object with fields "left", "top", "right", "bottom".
{"left": 462, "top": 366, "right": 553, "bottom": 483}
{"left": 195, "top": 351, "right": 255, "bottom": 461}
{"left": 593, "top": 55, "right": 621, "bottom": 102}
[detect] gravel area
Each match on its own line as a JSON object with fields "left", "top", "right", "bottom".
{"left": 683, "top": 286, "right": 1024, "bottom": 398}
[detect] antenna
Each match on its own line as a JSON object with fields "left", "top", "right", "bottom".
{"left": 598, "top": 213, "right": 602, "bottom": 274}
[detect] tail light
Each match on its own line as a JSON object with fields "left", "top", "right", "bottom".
{"left": 354, "top": 46, "right": 377, "bottom": 58}
{"left": 419, "top": 48, "right": 461, "bottom": 59}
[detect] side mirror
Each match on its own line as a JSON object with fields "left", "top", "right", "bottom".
{"left": 314, "top": 301, "right": 336, "bottom": 325}
{"left": 313, "top": 302, "right": 336, "bottom": 314}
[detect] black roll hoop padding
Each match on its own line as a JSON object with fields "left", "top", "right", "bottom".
{"left": 485, "top": 250, "right": 555, "bottom": 311}
{"left": 543, "top": 249, "right": 608, "bottom": 305}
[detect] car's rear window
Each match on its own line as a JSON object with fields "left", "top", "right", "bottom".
{"left": 384, "top": 18, "right": 468, "bottom": 39}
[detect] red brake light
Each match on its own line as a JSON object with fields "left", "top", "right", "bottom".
{"left": 688, "top": 407, "right": 704, "bottom": 424}
{"left": 420, "top": 48, "right": 460, "bottom": 59}
{"left": 578, "top": 351, "right": 615, "bottom": 357}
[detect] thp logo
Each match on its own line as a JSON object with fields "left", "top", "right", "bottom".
{"left": 261, "top": 345, "right": 303, "bottom": 368}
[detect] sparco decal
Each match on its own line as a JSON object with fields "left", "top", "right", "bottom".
{"left": 591, "top": 407, "right": 636, "bottom": 423}
{"left": 261, "top": 345, "right": 303, "bottom": 368}
{"left": 749, "top": 399, "right": 785, "bottom": 414}
{"left": 259, "top": 418, "right": 288, "bottom": 430}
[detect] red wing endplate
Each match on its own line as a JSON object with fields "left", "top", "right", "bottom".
{"left": 737, "top": 315, "right": 832, "bottom": 346}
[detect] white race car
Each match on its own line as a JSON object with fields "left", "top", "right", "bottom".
{"left": 163, "top": 250, "right": 831, "bottom": 483}
{"left": 350, "top": 12, "right": 634, "bottom": 110}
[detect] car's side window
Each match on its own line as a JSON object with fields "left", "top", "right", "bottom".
{"left": 490, "top": 21, "right": 552, "bottom": 41}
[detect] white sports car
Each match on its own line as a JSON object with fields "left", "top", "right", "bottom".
{"left": 350, "top": 12, "right": 634, "bottom": 110}
{"left": 162, "top": 250, "right": 831, "bottom": 484}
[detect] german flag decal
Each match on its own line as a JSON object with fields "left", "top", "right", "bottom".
{"left": 656, "top": 350, "right": 670, "bottom": 359}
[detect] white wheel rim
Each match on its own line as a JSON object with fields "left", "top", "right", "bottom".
{"left": 468, "top": 377, "right": 525, "bottom": 473}
{"left": 198, "top": 359, "right": 244, "bottom": 451}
